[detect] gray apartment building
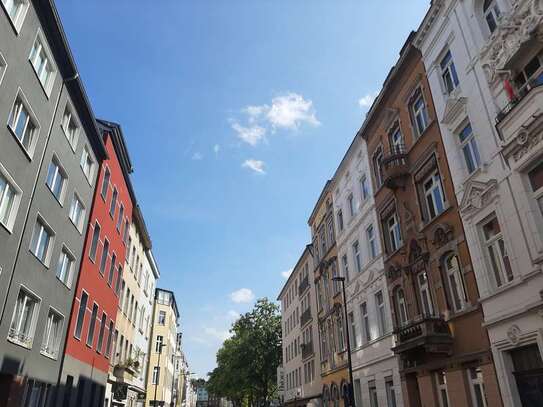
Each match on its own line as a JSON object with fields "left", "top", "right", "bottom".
{"left": 0, "top": 0, "right": 106, "bottom": 404}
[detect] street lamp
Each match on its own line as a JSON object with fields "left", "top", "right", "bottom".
{"left": 332, "top": 276, "right": 355, "bottom": 407}
{"left": 153, "top": 343, "right": 167, "bottom": 407}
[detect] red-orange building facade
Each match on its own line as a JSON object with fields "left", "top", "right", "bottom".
{"left": 58, "top": 121, "right": 135, "bottom": 405}
{"left": 360, "top": 36, "right": 503, "bottom": 407}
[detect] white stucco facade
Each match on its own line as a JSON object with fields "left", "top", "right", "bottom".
{"left": 332, "top": 137, "right": 403, "bottom": 407}
{"left": 415, "top": 1, "right": 543, "bottom": 405}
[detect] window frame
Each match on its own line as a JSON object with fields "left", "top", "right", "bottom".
{"left": 88, "top": 220, "right": 101, "bottom": 262}
{"left": 457, "top": 122, "right": 481, "bottom": 175}
{"left": 61, "top": 104, "right": 80, "bottom": 151}
{"left": 483, "top": 0, "right": 501, "bottom": 34}
{"left": 0, "top": 51, "right": 7, "bottom": 85}
{"left": 0, "top": 0, "right": 30, "bottom": 34}
{"left": 7, "top": 285, "right": 41, "bottom": 348}
{"left": 366, "top": 224, "right": 377, "bottom": 259}
{"left": 28, "top": 29, "right": 57, "bottom": 98}
{"left": 373, "top": 147, "right": 384, "bottom": 190}
{"left": 80, "top": 146, "right": 95, "bottom": 183}
{"left": 435, "top": 371, "right": 450, "bottom": 407}
{"left": 352, "top": 240, "right": 362, "bottom": 273}
{"left": 395, "top": 287, "right": 408, "bottom": 327}
{"left": 410, "top": 87, "right": 430, "bottom": 137}
{"left": 100, "top": 166, "right": 110, "bottom": 201}
{"left": 467, "top": 367, "right": 488, "bottom": 407}
{"left": 30, "top": 214, "right": 55, "bottom": 267}
{"left": 440, "top": 50, "right": 460, "bottom": 95}
{"left": 480, "top": 214, "right": 514, "bottom": 288}
{"left": 74, "top": 290, "right": 88, "bottom": 340}
{"left": 86, "top": 302, "right": 99, "bottom": 347}
{"left": 56, "top": 245, "right": 75, "bottom": 288}
{"left": 422, "top": 170, "right": 446, "bottom": 221}
{"left": 68, "top": 192, "right": 86, "bottom": 233}
{"left": 45, "top": 155, "right": 68, "bottom": 205}
{"left": 417, "top": 271, "right": 435, "bottom": 317}
{"left": 7, "top": 89, "right": 40, "bottom": 159}
{"left": 40, "top": 307, "right": 64, "bottom": 360}
{"left": 360, "top": 302, "right": 371, "bottom": 344}
{"left": 443, "top": 253, "right": 468, "bottom": 312}
{"left": 375, "top": 290, "right": 387, "bottom": 336}
{"left": 0, "top": 161, "right": 22, "bottom": 233}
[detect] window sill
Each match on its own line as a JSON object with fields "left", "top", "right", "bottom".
{"left": 46, "top": 185, "right": 65, "bottom": 208}
{"left": 40, "top": 350, "right": 58, "bottom": 360}
{"left": 418, "top": 204, "right": 453, "bottom": 233}
{"left": 7, "top": 336, "right": 32, "bottom": 350}
{"left": 69, "top": 217, "right": 83, "bottom": 235}
{"left": 7, "top": 125, "right": 34, "bottom": 161}
{"left": 29, "top": 250, "right": 50, "bottom": 270}
{"left": 1, "top": 3, "right": 25, "bottom": 36}
{"left": 61, "top": 126, "right": 78, "bottom": 152}
{"left": 55, "top": 276, "right": 71, "bottom": 290}
{"left": 0, "top": 219, "right": 14, "bottom": 235}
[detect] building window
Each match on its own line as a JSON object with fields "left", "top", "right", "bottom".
{"left": 373, "top": 148, "right": 384, "bottom": 189}
{"left": 444, "top": 254, "right": 467, "bottom": 312}
{"left": 360, "top": 175, "right": 370, "bottom": 200}
{"left": 375, "top": 291, "right": 387, "bottom": 336}
{"left": 96, "top": 312, "right": 106, "bottom": 353}
{"left": 105, "top": 321, "right": 114, "bottom": 358}
{"left": 337, "top": 209, "right": 344, "bottom": 231}
{"left": 436, "top": 371, "right": 450, "bottom": 407}
{"left": 352, "top": 240, "right": 362, "bottom": 273}
{"left": 29, "top": 33, "right": 56, "bottom": 94}
{"left": 0, "top": 52, "right": 5, "bottom": 85}
{"left": 385, "top": 377, "right": 397, "bottom": 407}
{"left": 0, "top": 167, "right": 20, "bottom": 230}
{"left": 80, "top": 147, "right": 94, "bottom": 182}
{"left": 342, "top": 254, "right": 350, "bottom": 282}
{"left": 422, "top": 171, "right": 446, "bottom": 220}
{"left": 8, "top": 94, "right": 38, "bottom": 156}
{"left": 440, "top": 50, "right": 459, "bottom": 94}
{"left": 46, "top": 157, "right": 66, "bottom": 203}
{"left": 123, "top": 219, "right": 130, "bottom": 243}
{"left": 155, "top": 335, "right": 164, "bottom": 352}
{"left": 74, "top": 291, "right": 88, "bottom": 339}
{"left": 1, "top": 0, "right": 29, "bottom": 32}
{"left": 456, "top": 123, "right": 480, "bottom": 175}
{"left": 152, "top": 366, "right": 160, "bottom": 384}
{"left": 367, "top": 224, "right": 377, "bottom": 259}
{"left": 417, "top": 271, "right": 434, "bottom": 316}
{"left": 410, "top": 88, "right": 429, "bottom": 137}
{"left": 100, "top": 167, "right": 110, "bottom": 200}
{"left": 348, "top": 194, "right": 355, "bottom": 217}
{"left": 369, "top": 381, "right": 378, "bottom": 407}
{"left": 354, "top": 380, "right": 362, "bottom": 407}
{"left": 389, "top": 122, "right": 404, "bottom": 151}
{"left": 23, "top": 380, "right": 51, "bottom": 407}
{"left": 86, "top": 303, "right": 98, "bottom": 347}
{"left": 69, "top": 194, "right": 85, "bottom": 232}
{"left": 61, "top": 106, "right": 79, "bottom": 148}
{"left": 8, "top": 287, "right": 40, "bottom": 347}
{"left": 483, "top": 0, "right": 501, "bottom": 34}
{"left": 528, "top": 161, "right": 543, "bottom": 219}
{"left": 467, "top": 367, "right": 487, "bottom": 407}
{"left": 513, "top": 53, "right": 543, "bottom": 92}
{"left": 117, "top": 204, "right": 124, "bottom": 232}
{"left": 509, "top": 344, "right": 543, "bottom": 406}
{"left": 108, "top": 253, "right": 116, "bottom": 286}
{"left": 395, "top": 287, "right": 408, "bottom": 327}
{"left": 41, "top": 309, "right": 63, "bottom": 359}
{"left": 99, "top": 238, "right": 109, "bottom": 275}
{"left": 89, "top": 221, "right": 100, "bottom": 261}
{"left": 56, "top": 247, "right": 74, "bottom": 287}
{"left": 348, "top": 311, "right": 360, "bottom": 348}
{"left": 109, "top": 187, "right": 117, "bottom": 218}
{"left": 383, "top": 210, "right": 402, "bottom": 253}
{"left": 115, "top": 266, "right": 122, "bottom": 295}
{"left": 30, "top": 217, "right": 53, "bottom": 265}
{"left": 360, "top": 302, "right": 371, "bottom": 343}
{"left": 336, "top": 313, "right": 345, "bottom": 351}
{"left": 481, "top": 214, "right": 513, "bottom": 288}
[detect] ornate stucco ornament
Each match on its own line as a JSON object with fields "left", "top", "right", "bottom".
{"left": 480, "top": 0, "right": 543, "bottom": 84}
{"left": 506, "top": 324, "right": 522, "bottom": 345}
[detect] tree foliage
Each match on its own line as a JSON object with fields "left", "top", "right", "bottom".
{"left": 207, "top": 298, "right": 282, "bottom": 407}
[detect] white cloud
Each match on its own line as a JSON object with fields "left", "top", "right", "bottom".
{"left": 242, "top": 159, "right": 266, "bottom": 174}
{"left": 231, "top": 122, "right": 267, "bottom": 146}
{"left": 281, "top": 268, "right": 293, "bottom": 279}
{"left": 192, "top": 152, "right": 203, "bottom": 160}
{"left": 227, "top": 310, "right": 240, "bottom": 321}
{"left": 266, "top": 93, "right": 320, "bottom": 130}
{"left": 358, "top": 91, "right": 379, "bottom": 109}
{"left": 230, "top": 288, "right": 255, "bottom": 304}
{"left": 213, "top": 144, "right": 220, "bottom": 154}
{"left": 203, "top": 326, "right": 232, "bottom": 342}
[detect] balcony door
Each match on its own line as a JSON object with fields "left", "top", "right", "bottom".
{"left": 510, "top": 344, "right": 543, "bottom": 407}
{"left": 417, "top": 271, "right": 434, "bottom": 317}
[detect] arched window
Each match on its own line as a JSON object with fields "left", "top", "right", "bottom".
{"left": 483, "top": 0, "right": 501, "bottom": 34}
{"left": 395, "top": 287, "right": 408, "bottom": 327}
{"left": 444, "top": 254, "right": 468, "bottom": 312}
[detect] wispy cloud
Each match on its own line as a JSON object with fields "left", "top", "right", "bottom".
{"left": 227, "top": 310, "right": 240, "bottom": 321}
{"left": 213, "top": 144, "right": 220, "bottom": 155}
{"left": 192, "top": 152, "right": 203, "bottom": 160}
{"left": 231, "top": 92, "right": 320, "bottom": 146}
{"left": 230, "top": 288, "right": 255, "bottom": 304}
{"left": 242, "top": 159, "right": 266, "bottom": 174}
{"left": 203, "top": 326, "right": 232, "bottom": 342}
{"left": 281, "top": 268, "right": 293, "bottom": 279}
{"left": 358, "top": 91, "right": 379, "bottom": 109}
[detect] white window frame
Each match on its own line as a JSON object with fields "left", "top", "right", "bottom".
{"left": 527, "top": 161, "right": 543, "bottom": 221}
{"left": 7, "top": 89, "right": 40, "bottom": 158}
{"left": 423, "top": 171, "right": 446, "bottom": 220}
{"left": 337, "top": 209, "right": 344, "bottom": 231}
{"left": 366, "top": 224, "right": 377, "bottom": 259}
{"left": 483, "top": 0, "right": 501, "bottom": 34}
{"left": 61, "top": 103, "right": 80, "bottom": 151}
{"left": 45, "top": 155, "right": 67, "bottom": 205}
{"left": 40, "top": 307, "right": 64, "bottom": 360}
{"left": 417, "top": 271, "right": 435, "bottom": 316}
{"left": 386, "top": 211, "right": 402, "bottom": 253}
{"left": 352, "top": 240, "right": 361, "bottom": 273}
{"left": 0, "top": 51, "right": 7, "bottom": 85}
{"left": 436, "top": 371, "right": 450, "bottom": 407}
{"left": 68, "top": 192, "right": 86, "bottom": 233}
{"left": 7, "top": 285, "right": 41, "bottom": 348}
{"left": 467, "top": 367, "right": 488, "bottom": 407}
{"left": 395, "top": 287, "right": 408, "bottom": 327}
{"left": 411, "top": 88, "right": 429, "bottom": 137}
{"left": 1, "top": 0, "right": 30, "bottom": 33}
{"left": 30, "top": 214, "right": 55, "bottom": 267}
{"left": 29, "top": 29, "right": 57, "bottom": 97}
{"left": 152, "top": 366, "right": 160, "bottom": 384}
{"left": 440, "top": 50, "right": 460, "bottom": 95}
{"left": 444, "top": 254, "right": 468, "bottom": 312}
{"left": 457, "top": 122, "right": 481, "bottom": 175}
{"left": 0, "top": 161, "right": 22, "bottom": 233}
{"left": 385, "top": 377, "right": 398, "bottom": 407}
{"left": 373, "top": 148, "right": 384, "bottom": 189}
{"left": 80, "top": 146, "right": 94, "bottom": 183}
{"left": 56, "top": 245, "right": 75, "bottom": 288}
{"left": 348, "top": 193, "right": 355, "bottom": 217}
{"left": 99, "top": 237, "right": 109, "bottom": 275}
{"left": 360, "top": 175, "right": 370, "bottom": 201}
{"left": 375, "top": 290, "right": 387, "bottom": 336}
{"left": 341, "top": 254, "right": 349, "bottom": 282}
{"left": 480, "top": 214, "right": 514, "bottom": 288}
{"left": 360, "top": 302, "right": 371, "bottom": 343}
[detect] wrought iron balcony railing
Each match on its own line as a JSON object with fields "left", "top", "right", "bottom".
{"left": 381, "top": 144, "right": 409, "bottom": 189}
{"left": 392, "top": 315, "right": 453, "bottom": 356}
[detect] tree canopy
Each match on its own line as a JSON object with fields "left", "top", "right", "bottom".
{"left": 207, "top": 298, "right": 282, "bottom": 407}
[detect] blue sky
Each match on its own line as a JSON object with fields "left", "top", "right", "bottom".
{"left": 56, "top": 0, "right": 429, "bottom": 378}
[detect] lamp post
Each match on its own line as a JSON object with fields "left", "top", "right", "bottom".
{"left": 153, "top": 343, "right": 167, "bottom": 407}
{"left": 332, "top": 276, "right": 355, "bottom": 407}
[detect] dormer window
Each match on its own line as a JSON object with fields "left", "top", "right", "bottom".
{"left": 483, "top": 0, "right": 501, "bottom": 34}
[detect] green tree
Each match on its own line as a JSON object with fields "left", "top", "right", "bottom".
{"left": 207, "top": 298, "right": 282, "bottom": 407}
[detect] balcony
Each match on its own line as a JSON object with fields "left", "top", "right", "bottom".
{"left": 301, "top": 341, "right": 314, "bottom": 359}
{"left": 392, "top": 316, "right": 453, "bottom": 356}
{"left": 298, "top": 275, "right": 309, "bottom": 296}
{"left": 381, "top": 144, "right": 409, "bottom": 189}
{"left": 300, "top": 307, "right": 312, "bottom": 326}
{"left": 113, "top": 359, "right": 140, "bottom": 381}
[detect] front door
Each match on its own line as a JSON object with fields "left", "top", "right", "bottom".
{"left": 510, "top": 344, "right": 543, "bottom": 407}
